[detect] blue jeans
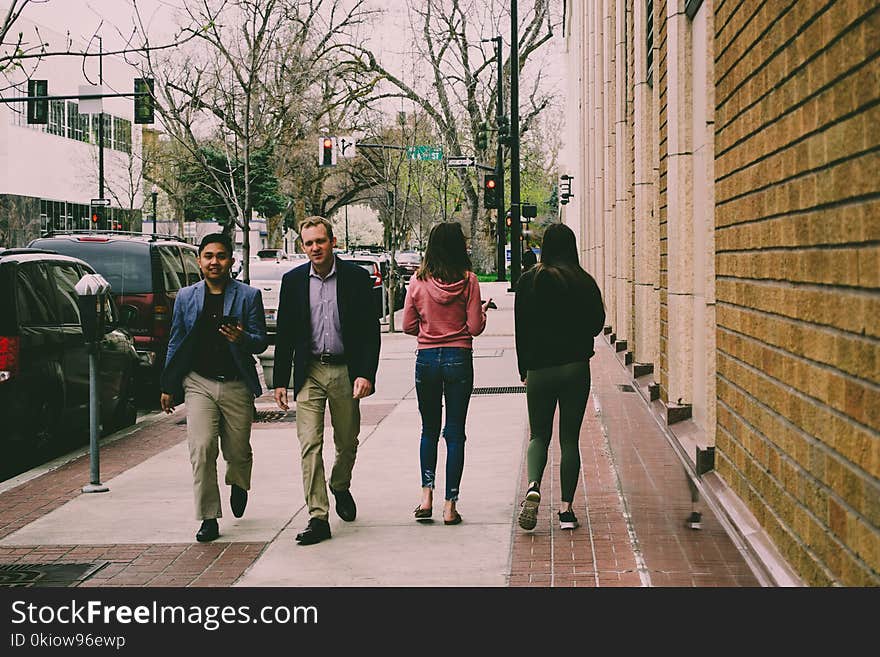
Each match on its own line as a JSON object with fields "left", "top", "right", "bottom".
{"left": 415, "top": 347, "right": 474, "bottom": 501}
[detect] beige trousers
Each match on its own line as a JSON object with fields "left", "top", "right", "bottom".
{"left": 295, "top": 362, "right": 361, "bottom": 520}
{"left": 183, "top": 372, "right": 255, "bottom": 520}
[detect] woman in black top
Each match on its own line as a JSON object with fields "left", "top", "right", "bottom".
{"left": 514, "top": 223, "right": 605, "bottom": 531}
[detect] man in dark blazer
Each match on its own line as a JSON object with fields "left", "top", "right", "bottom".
{"left": 273, "top": 216, "right": 380, "bottom": 545}
{"left": 160, "top": 233, "right": 268, "bottom": 543}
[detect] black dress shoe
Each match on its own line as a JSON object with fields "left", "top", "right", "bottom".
{"left": 330, "top": 487, "right": 357, "bottom": 522}
{"left": 230, "top": 484, "right": 248, "bottom": 518}
{"left": 196, "top": 519, "right": 219, "bottom": 542}
{"left": 295, "top": 517, "right": 331, "bottom": 545}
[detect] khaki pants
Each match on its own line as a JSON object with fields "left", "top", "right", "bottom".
{"left": 295, "top": 362, "right": 360, "bottom": 520}
{"left": 184, "top": 372, "right": 255, "bottom": 520}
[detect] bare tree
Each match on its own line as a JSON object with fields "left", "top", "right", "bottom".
{"left": 341, "top": 0, "right": 559, "bottom": 270}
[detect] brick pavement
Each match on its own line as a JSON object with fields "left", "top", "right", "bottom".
{"left": 509, "top": 338, "right": 760, "bottom": 587}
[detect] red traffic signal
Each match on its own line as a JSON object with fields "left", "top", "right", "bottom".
{"left": 91, "top": 212, "right": 99, "bottom": 224}
{"left": 483, "top": 173, "right": 499, "bottom": 209}
{"left": 505, "top": 211, "right": 512, "bottom": 228}
{"left": 319, "top": 136, "right": 336, "bottom": 167}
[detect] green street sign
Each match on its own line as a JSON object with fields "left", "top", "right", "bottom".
{"left": 407, "top": 145, "right": 443, "bottom": 161}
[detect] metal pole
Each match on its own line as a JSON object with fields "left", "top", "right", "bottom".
{"left": 494, "top": 36, "right": 507, "bottom": 282}
{"left": 98, "top": 36, "right": 105, "bottom": 231}
{"left": 151, "top": 190, "right": 157, "bottom": 235}
{"left": 345, "top": 200, "right": 349, "bottom": 251}
{"left": 509, "top": 0, "right": 522, "bottom": 290}
{"left": 82, "top": 332, "right": 108, "bottom": 493}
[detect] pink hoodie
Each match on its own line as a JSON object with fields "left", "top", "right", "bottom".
{"left": 402, "top": 272, "right": 487, "bottom": 349}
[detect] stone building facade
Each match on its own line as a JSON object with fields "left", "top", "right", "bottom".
{"left": 560, "top": 0, "right": 878, "bottom": 585}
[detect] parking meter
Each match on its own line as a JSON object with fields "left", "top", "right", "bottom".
{"left": 75, "top": 273, "right": 111, "bottom": 493}
{"left": 75, "top": 273, "right": 111, "bottom": 343}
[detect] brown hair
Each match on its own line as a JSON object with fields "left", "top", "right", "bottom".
{"left": 416, "top": 222, "right": 472, "bottom": 283}
{"left": 298, "top": 215, "right": 334, "bottom": 240}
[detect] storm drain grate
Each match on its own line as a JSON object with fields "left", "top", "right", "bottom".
{"left": 0, "top": 563, "right": 107, "bottom": 588}
{"left": 254, "top": 410, "right": 295, "bottom": 423}
{"left": 472, "top": 386, "right": 527, "bottom": 395}
{"left": 617, "top": 384, "right": 636, "bottom": 392}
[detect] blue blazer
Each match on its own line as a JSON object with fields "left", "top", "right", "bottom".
{"left": 160, "top": 278, "right": 269, "bottom": 400}
{"left": 273, "top": 257, "right": 380, "bottom": 397}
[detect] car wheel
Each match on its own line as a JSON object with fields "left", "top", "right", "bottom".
{"left": 107, "top": 372, "right": 138, "bottom": 434}
{"left": 30, "top": 392, "right": 64, "bottom": 458}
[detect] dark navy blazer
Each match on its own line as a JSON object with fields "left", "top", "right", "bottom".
{"left": 273, "top": 256, "right": 380, "bottom": 397}
{"left": 160, "top": 278, "right": 269, "bottom": 400}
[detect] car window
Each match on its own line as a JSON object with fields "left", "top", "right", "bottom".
{"left": 248, "top": 262, "right": 299, "bottom": 280}
{"left": 156, "top": 246, "right": 184, "bottom": 292}
{"left": 28, "top": 238, "right": 152, "bottom": 295}
{"left": 16, "top": 263, "right": 59, "bottom": 325}
{"left": 181, "top": 247, "right": 201, "bottom": 285}
{"left": 49, "top": 263, "right": 83, "bottom": 325}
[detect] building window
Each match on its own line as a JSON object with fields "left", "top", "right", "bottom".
{"left": 66, "top": 101, "right": 90, "bottom": 142}
{"left": 47, "top": 99, "right": 65, "bottom": 136}
{"left": 113, "top": 116, "right": 131, "bottom": 154}
{"left": 90, "top": 113, "right": 112, "bottom": 146}
{"left": 646, "top": 0, "right": 654, "bottom": 87}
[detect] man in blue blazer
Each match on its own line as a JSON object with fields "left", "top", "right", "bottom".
{"left": 273, "top": 216, "right": 380, "bottom": 545}
{"left": 160, "top": 233, "right": 268, "bottom": 543}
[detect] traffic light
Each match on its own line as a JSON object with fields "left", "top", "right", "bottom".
{"left": 560, "top": 175, "right": 574, "bottom": 205}
{"left": 505, "top": 211, "right": 512, "bottom": 228}
{"left": 483, "top": 173, "right": 499, "bottom": 209}
{"left": 134, "top": 78, "right": 154, "bottom": 124}
{"left": 27, "top": 79, "right": 48, "bottom": 124}
{"left": 476, "top": 121, "right": 488, "bottom": 151}
{"left": 318, "top": 136, "right": 336, "bottom": 167}
{"left": 91, "top": 208, "right": 101, "bottom": 228}
{"left": 497, "top": 115, "right": 510, "bottom": 146}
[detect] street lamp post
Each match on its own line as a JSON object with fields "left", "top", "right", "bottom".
{"left": 150, "top": 184, "right": 158, "bottom": 235}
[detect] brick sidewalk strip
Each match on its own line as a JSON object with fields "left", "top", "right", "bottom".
{"left": 509, "top": 339, "right": 760, "bottom": 587}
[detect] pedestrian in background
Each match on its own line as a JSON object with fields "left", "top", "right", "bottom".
{"left": 514, "top": 223, "right": 605, "bottom": 531}
{"left": 160, "top": 233, "right": 268, "bottom": 543}
{"left": 403, "top": 222, "right": 491, "bottom": 525}
{"left": 522, "top": 245, "right": 538, "bottom": 270}
{"left": 273, "top": 216, "right": 380, "bottom": 546}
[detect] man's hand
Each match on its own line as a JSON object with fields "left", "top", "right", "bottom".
{"left": 352, "top": 377, "right": 373, "bottom": 399}
{"left": 160, "top": 393, "right": 176, "bottom": 414}
{"left": 219, "top": 322, "right": 244, "bottom": 343}
{"left": 274, "top": 387, "right": 289, "bottom": 411}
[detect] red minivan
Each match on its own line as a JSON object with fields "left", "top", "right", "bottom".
{"left": 29, "top": 232, "right": 201, "bottom": 403}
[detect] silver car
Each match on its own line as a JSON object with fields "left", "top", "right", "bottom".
{"left": 245, "top": 255, "right": 308, "bottom": 340}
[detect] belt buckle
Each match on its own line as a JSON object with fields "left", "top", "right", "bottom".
{"left": 215, "top": 374, "right": 227, "bottom": 381}
{"left": 319, "top": 353, "right": 331, "bottom": 364}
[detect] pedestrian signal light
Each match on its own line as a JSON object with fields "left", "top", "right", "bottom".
{"left": 319, "top": 136, "right": 336, "bottom": 167}
{"left": 483, "top": 173, "right": 499, "bottom": 209}
{"left": 505, "top": 213, "right": 512, "bottom": 228}
{"left": 91, "top": 211, "right": 99, "bottom": 225}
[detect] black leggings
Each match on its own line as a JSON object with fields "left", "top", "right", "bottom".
{"left": 525, "top": 361, "right": 591, "bottom": 503}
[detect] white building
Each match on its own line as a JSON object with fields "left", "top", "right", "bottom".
{"left": 0, "top": 17, "right": 145, "bottom": 247}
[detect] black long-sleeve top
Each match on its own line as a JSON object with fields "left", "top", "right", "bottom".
{"left": 514, "top": 265, "right": 606, "bottom": 381}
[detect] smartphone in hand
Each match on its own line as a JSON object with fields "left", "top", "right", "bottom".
{"left": 221, "top": 315, "right": 239, "bottom": 327}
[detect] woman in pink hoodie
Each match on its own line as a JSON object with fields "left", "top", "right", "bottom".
{"left": 403, "top": 222, "right": 491, "bottom": 525}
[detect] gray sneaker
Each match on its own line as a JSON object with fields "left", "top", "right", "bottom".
{"left": 518, "top": 488, "right": 541, "bottom": 530}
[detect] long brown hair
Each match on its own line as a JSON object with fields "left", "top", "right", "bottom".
{"left": 530, "top": 223, "right": 593, "bottom": 292}
{"left": 416, "top": 222, "right": 472, "bottom": 283}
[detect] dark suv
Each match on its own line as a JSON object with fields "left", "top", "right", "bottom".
{"left": 0, "top": 248, "right": 139, "bottom": 470}
{"left": 28, "top": 232, "right": 201, "bottom": 401}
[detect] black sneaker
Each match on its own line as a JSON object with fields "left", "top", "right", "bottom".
{"left": 330, "top": 487, "right": 357, "bottom": 522}
{"left": 518, "top": 488, "right": 541, "bottom": 530}
{"left": 558, "top": 510, "right": 578, "bottom": 530}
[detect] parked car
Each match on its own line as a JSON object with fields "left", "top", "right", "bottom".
{"left": 338, "top": 252, "right": 406, "bottom": 318}
{"left": 28, "top": 232, "right": 201, "bottom": 402}
{"left": 256, "top": 248, "right": 288, "bottom": 261}
{"left": 395, "top": 251, "right": 421, "bottom": 281}
{"left": 0, "top": 248, "right": 139, "bottom": 467}
{"left": 242, "top": 257, "right": 308, "bottom": 342}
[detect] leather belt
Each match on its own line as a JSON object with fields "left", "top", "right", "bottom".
{"left": 314, "top": 352, "right": 346, "bottom": 365}
{"left": 196, "top": 370, "right": 243, "bottom": 382}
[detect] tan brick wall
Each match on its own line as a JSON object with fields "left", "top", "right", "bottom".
{"left": 657, "top": 0, "right": 670, "bottom": 399}
{"left": 715, "top": 0, "right": 880, "bottom": 585}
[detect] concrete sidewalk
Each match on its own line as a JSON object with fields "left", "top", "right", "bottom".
{"left": 0, "top": 282, "right": 770, "bottom": 587}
